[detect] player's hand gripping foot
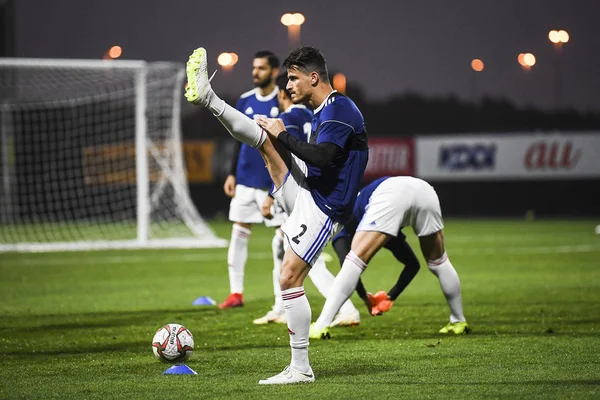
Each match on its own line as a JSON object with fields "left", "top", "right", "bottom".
{"left": 253, "top": 309, "right": 286, "bottom": 325}
{"left": 309, "top": 323, "right": 331, "bottom": 340}
{"left": 184, "top": 47, "right": 215, "bottom": 106}
{"left": 218, "top": 293, "right": 244, "bottom": 309}
{"left": 258, "top": 365, "right": 315, "bottom": 385}
{"left": 369, "top": 291, "right": 394, "bottom": 316}
{"left": 439, "top": 321, "right": 470, "bottom": 335}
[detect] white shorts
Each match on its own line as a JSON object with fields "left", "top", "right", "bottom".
{"left": 272, "top": 155, "right": 339, "bottom": 266}
{"left": 228, "top": 184, "right": 287, "bottom": 227}
{"left": 357, "top": 176, "right": 444, "bottom": 237}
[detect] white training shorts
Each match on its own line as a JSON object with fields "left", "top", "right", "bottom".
{"left": 228, "top": 184, "right": 287, "bottom": 228}
{"left": 356, "top": 176, "right": 444, "bottom": 237}
{"left": 272, "top": 155, "right": 339, "bottom": 266}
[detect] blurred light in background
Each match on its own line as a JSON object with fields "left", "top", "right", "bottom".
{"left": 281, "top": 13, "right": 305, "bottom": 26}
{"left": 281, "top": 12, "right": 305, "bottom": 51}
{"left": 333, "top": 72, "right": 347, "bottom": 94}
{"left": 471, "top": 59, "right": 484, "bottom": 72}
{"left": 280, "top": 13, "right": 294, "bottom": 26}
{"left": 217, "top": 52, "right": 239, "bottom": 70}
{"left": 518, "top": 53, "right": 536, "bottom": 71}
{"left": 292, "top": 13, "right": 305, "bottom": 25}
{"left": 104, "top": 45, "right": 122, "bottom": 60}
{"left": 524, "top": 53, "right": 536, "bottom": 67}
{"left": 549, "top": 29, "right": 569, "bottom": 44}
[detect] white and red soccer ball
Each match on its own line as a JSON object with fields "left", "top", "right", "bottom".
{"left": 152, "top": 323, "right": 194, "bottom": 363}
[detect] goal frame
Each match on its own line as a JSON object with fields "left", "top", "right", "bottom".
{"left": 0, "top": 58, "right": 227, "bottom": 252}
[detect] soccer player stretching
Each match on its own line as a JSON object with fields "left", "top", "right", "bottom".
{"left": 310, "top": 176, "right": 469, "bottom": 340}
{"left": 185, "top": 46, "right": 368, "bottom": 384}
{"left": 254, "top": 72, "right": 361, "bottom": 327}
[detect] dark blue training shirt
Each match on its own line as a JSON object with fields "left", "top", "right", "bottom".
{"left": 235, "top": 87, "right": 280, "bottom": 189}
{"left": 279, "top": 104, "right": 313, "bottom": 141}
{"left": 307, "top": 91, "right": 369, "bottom": 223}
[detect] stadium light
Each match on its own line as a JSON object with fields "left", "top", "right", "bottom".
{"left": 281, "top": 12, "right": 305, "bottom": 51}
{"left": 524, "top": 53, "right": 536, "bottom": 67}
{"left": 332, "top": 73, "right": 347, "bottom": 94}
{"left": 549, "top": 29, "right": 569, "bottom": 45}
{"left": 217, "top": 52, "right": 239, "bottom": 70}
{"left": 471, "top": 59, "right": 484, "bottom": 72}
{"left": 104, "top": 45, "right": 122, "bottom": 60}
{"left": 548, "top": 29, "right": 569, "bottom": 109}
{"left": 518, "top": 53, "right": 535, "bottom": 71}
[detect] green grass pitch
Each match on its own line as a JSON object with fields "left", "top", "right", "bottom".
{"left": 1, "top": 219, "right": 599, "bottom": 399}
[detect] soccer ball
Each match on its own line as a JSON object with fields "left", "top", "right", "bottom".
{"left": 152, "top": 323, "right": 194, "bottom": 363}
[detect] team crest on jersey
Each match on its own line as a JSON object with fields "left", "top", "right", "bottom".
{"left": 245, "top": 107, "right": 253, "bottom": 115}
{"left": 270, "top": 107, "right": 279, "bottom": 117}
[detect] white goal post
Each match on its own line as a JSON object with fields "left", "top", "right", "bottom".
{"left": 0, "top": 58, "right": 227, "bottom": 252}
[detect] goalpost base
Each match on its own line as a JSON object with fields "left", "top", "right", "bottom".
{"left": 0, "top": 238, "right": 228, "bottom": 253}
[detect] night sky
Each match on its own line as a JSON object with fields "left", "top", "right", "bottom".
{"left": 14, "top": 0, "right": 600, "bottom": 112}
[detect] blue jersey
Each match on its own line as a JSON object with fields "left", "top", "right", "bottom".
{"left": 307, "top": 92, "right": 369, "bottom": 223}
{"left": 279, "top": 105, "right": 312, "bottom": 141}
{"left": 334, "top": 176, "right": 390, "bottom": 241}
{"left": 235, "top": 87, "right": 280, "bottom": 189}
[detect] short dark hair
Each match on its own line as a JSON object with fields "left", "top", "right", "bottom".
{"left": 283, "top": 46, "right": 329, "bottom": 83}
{"left": 276, "top": 72, "right": 291, "bottom": 98}
{"left": 254, "top": 50, "right": 280, "bottom": 69}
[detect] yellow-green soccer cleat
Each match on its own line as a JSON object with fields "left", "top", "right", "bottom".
{"left": 439, "top": 321, "right": 470, "bottom": 335}
{"left": 184, "top": 47, "right": 215, "bottom": 106}
{"left": 309, "top": 323, "right": 331, "bottom": 340}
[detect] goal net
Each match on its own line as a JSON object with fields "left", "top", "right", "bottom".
{"left": 0, "top": 58, "right": 227, "bottom": 252}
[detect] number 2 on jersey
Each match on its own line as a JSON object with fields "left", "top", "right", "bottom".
{"left": 292, "top": 224, "right": 307, "bottom": 244}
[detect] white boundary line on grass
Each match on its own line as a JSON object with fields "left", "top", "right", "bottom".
{"left": 3, "top": 244, "right": 600, "bottom": 266}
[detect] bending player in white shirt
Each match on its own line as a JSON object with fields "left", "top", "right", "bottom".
{"left": 310, "top": 176, "right": 469, "bottom": 339}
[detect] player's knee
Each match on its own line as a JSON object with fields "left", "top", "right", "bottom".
{"left": 427, "top": 252, "right": 449, "bottom": 272}
{"left": 279, "top": 269, "right": 298, "bottom": 290}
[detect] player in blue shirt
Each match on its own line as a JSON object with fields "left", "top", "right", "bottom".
{"left": 185, "top": 46, "right": 368, "bottom": 384}
{"left": 309, "top": 176, "right": 469, "bottom": 339}
{"left": 218, "top": 51, "right": 283, "bottom": 310}
{"left": 253, "top": 73, "right": 361, "bottom": 328}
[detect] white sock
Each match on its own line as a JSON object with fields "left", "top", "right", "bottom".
{"left": 427, "top": 252, "right": 466, "bottom": 323}
{"left": 271, "top": 230, "right": 284, "bottom": 314}
{"left": 208, "top": 90, "right": 266, "bottom": 148}
{"left": 308, "top": 256, "right": 358, "bottom": 315}
{"left": 314, "top": 250, "right": 366, "bottom": 329}
{"left": 282, "top": 287, "right": 311, "bottom": 373}
{"left": 227, "top": 225, "right": 251, "bottom": 294}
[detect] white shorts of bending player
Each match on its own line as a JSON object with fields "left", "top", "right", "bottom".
{"left": 228, "top": 184, "right": 287, "bottom": 228}
{"left": 272, "top": 154, "right": 339, "bottom": 266}
{"left": 357, "top": 176, "right": 444, "bottom": 237}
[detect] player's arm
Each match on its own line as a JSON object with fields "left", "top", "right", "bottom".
{"left": 223, "top": 141, "right": 241, "bottom": 197}
{"left": 228, "top": 141, "right": 241, "bottom": 176}
{"left": 277, "top": 132, "right": 340, "bottom": 168}
{"left": 257, "top": 117, "right": 348, "bottom": 168}
{"left": 384, "top": 232, "right": 421, "bottom": 301}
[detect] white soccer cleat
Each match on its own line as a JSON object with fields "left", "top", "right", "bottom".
{"left": 330, "top": 309, "right": 361, "bottom": 327}
{"left": 185, "top": 47, "right": 216, "bottom": 106}
{"left": 253, "top": 309, "right": 286, "bottom": 325}
{"left": 258, "top": 365, "right": 315, "bottom": 385}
